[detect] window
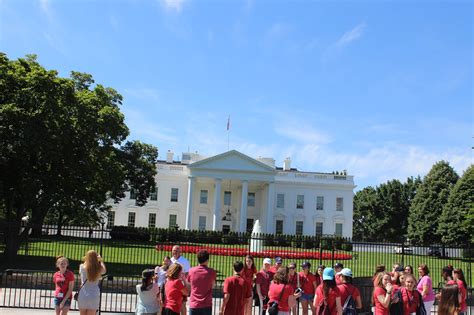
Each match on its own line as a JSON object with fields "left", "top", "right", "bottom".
{"left": 150, "top": 187, "right": 158, "bottom": 201}
{"left": 247, "top": 192, "right": 255, "bottom": 207}
{"left": 296, "top": 195, "right": 304, "bottom": 209}
{"left": 107, "top": 211, "right": 115, "bottom": 229}
{"left": 246, "top": 218, "right": 254, "bottom": 233}
{"left": 171, "top": 188, "right": 179, "bottom": 202}
{"left": 169, "top": 214, "right": 177, "bottom": 228}
{"left": 198, "top": 216, "right": 206, "bottom": 231}
{"left": 276, "top": 194, "right": 284, "bottom": 208}
{"left": 130, "top": 189, "right": 136, "bottom": 200}
{"left": 336, "top": 197, "right": 343, "bottom": 211}
{"left": 335, "top": 223, "right": 343, "bottom": 237}
{"left": 200, "top": 190, "right": 208, "bottom": 204}
{"left": 295, "top": 221, "right": 304, "bottom": 235}
{"left": 315, "top": 222, "right": 323, "bottom": 235}
{"left": 316, "top": 196, "right": 324, "bottom": 210}
{"left": 128, "top": 212, "right": 136, "bottom": 227}
{"left": 224, "top": 191, "right": 232, "bottom": 206}
{"left": 148, "top": 213, "right": 156, "bottom": 228}
{"left": 275, "top": 220, "right": 283, "bottom": 234}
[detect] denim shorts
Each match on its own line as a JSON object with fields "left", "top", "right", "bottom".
{"left": 299, "top": 294, "right": 314, "bottom": 302}
{"left": 54, "top": 297, "right": 72, "bottom": 307}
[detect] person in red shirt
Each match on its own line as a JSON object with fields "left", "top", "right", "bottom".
{"left": 333, "top": 263, "right": 343, "bottom": 285}
{"left": 316, "top": 265, "right": 325, "bottom": 284}
{"left": 287, "top": 262, "right": 298, "bottom": 315}
{"left": 269, "top": 257, "right": 283, "bottom": 276}
{"left": 400, "top": 274, "right": 422, "bottom": 315}
{"left": 220, "top": 261, "right": 252, "bottom": 315}
{"left": 314, "top": 268, "right": 342, "bottom": 315}
{"left": 438, "top": 284, "right": 461, "bottom": 315}
{"left": 242, "top": 255, "right": 257, "bottom": 315}
{"left": 449, "top": 268, "right": 467, "bottom": 314}
{"left": 299, "top": 261, "right": 318, "bottom": 315}
{"left": 53, "top": 256, "right": 75, "bottom": 315}
{"left": 336, "top": 268, "right": 362, "bottom": 311}
{"left": 373, "top": 272, "right": 392, "bottom": 315}
{"left": 255, "top": 258, "right": 272, "bottom": 315}
{"left": 164, "top": 263, "right": 190, "bottom": 315}
{"left": 187, "top": 250, "right": 216, "bottom": 315}
{"left": 268, "top": 266, "right": 301, "bottom": 315}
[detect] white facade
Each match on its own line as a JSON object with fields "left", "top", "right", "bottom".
{"left": 109, "top": 150, "right": 355, "bottom": 238}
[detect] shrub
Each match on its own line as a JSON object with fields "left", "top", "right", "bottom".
{"left": 110, "top": 226, "right": 150, "bottom": 241}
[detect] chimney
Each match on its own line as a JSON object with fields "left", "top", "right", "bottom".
{"left": 166, "top": 150, "right": 174, "bottom": 163}
{"left": 283, "top": 157, "right": 291, "bottom": 171}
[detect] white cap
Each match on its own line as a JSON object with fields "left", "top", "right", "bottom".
{"left": 263, "top": 258, "right": 272, "bottom": 265}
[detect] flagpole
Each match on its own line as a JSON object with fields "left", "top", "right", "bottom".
{"left": 227, "top": 115, "right": 230, "bottom": 151}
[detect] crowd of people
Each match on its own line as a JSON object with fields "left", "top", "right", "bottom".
{"left": 51, "top": 247, "right": 469, "bottom": 315}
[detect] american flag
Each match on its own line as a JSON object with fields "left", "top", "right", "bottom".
{"left": 226, "top": 116, "right": 230, "bottom": 131}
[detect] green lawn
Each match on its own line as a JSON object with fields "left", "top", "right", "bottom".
{"left": 2, "top": 237, "right": 472, "bottom": 287}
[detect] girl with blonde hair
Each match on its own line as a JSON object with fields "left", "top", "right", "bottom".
{"left": 53, "top": 256, "right": 75, "bottom": 315}
{"left": 163, "top": 263, "right": 190, "bottom": 315}
{"left": 78, "top": 250, "right": 106, "bottom": 315}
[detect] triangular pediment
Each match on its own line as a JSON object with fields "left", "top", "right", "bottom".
{"left": 188, "top": 150, "right": 276, "bottom": 174}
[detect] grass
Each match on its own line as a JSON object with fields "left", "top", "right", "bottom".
{"left": 1, "top": 236, "right": 472, "bottom": 287}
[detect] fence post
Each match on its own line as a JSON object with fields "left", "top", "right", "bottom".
{"left": 401, "top": 241, "right": 405, "bottom": 266}
{"left": 99, "top": 223, "right": 104, "bottom": 257}
{"left": 331, "top": 239, "right": 335, "bottom": 267}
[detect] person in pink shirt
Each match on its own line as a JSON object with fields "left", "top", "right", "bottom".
{"left": 417, "top": 264, "right": 435, "bottom": 314}
{"left": 187, "top": 250, "right": 216, "bottom": 315}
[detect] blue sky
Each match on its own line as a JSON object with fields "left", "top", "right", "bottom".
{"left": 1, "top": 0, "right": 472, "bottom": 189}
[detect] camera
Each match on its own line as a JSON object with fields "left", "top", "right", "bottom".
{"left": 294, "top": 288, "right": 303, "bottom": 294}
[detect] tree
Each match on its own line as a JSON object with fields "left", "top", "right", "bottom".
{"left": 437, "top": 165, "right": 474, "bottom": 245}
{"left": 0, "top": 54, "right": 158, "bottom": 260}
{"left": 353, "top": 177, "right": 421, "bottom": 242}
{"left": 353, "top": 186, "right": 383, "bottom": 241}
{"left": 407, "top": 161, "right": 459, "bottom": 245}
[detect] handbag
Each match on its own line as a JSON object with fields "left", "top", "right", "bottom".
{"left": 73, "top": 279, "right": 87, "bottom": 301}
{"left": 268, "top": 284, "right": 286, "bottom": 315}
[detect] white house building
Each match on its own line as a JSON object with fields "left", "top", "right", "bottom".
{"left": 109, "top": 150, "right": 355, "bottom": 237}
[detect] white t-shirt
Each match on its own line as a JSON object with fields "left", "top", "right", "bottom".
{"left": 171, "top": 255, "right": 190, "bottom": 273}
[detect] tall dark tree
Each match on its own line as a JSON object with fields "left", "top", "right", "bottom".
{"left": 353, "top": 186, "right": 382, "bottom": 241}
{"left": 407, "top": 161, "right": 459, "bottom": 245}
{"left": 437, "top": 165, "right": 474, "bottom": 245}
{"left": 0, "top": 54, "right": 158, "bottom": 260}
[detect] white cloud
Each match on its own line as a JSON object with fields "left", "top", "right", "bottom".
{"left": 274, "top": 123, "right": 331, "bottom": 145}
{"left": 336, "top": 22, "right": 366, "bottom": 48}
{"left": 39, "top": 0, "right": 51, "bottom": 16}
{"left": 123, "top": 88, "right": 160, "bottom": 102}
{"left": 162, "top": 0, "right": 186, "bottom": 12}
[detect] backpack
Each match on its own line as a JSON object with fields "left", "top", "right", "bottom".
{"left": 342, "top": 286, "right": 357, "bottom": 315}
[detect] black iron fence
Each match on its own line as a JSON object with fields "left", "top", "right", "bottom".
{"left": 0, "top": 225, "right": 472, "bottom": 313}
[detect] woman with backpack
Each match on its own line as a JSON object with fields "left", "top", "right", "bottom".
{"left": 400, "top": 274, "right": 424, "bottom": 315}
{"left": 313, "top": 268, "right": 342, "bottom": 315}
{"left": 336, "top": 268, "right": 362, "bottom": 312}
{"left": 267, "top": 267, "right": 301, "bottom": 315}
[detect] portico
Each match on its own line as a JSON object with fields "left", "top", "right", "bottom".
{"left": 185, "top": 150, "right": 276, "bottom": 233}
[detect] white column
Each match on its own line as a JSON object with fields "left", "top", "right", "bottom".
{"left": 266, "top": 181, "right": 275, "bottom": 233}
{"left": 212, "top": 178, "right": 222, "bottom": 231}
{"left": 185, "top": 176, "right": 195, "bottom": 230}
{"left": 239, "top": 180, "right": 248, "bottom": 233}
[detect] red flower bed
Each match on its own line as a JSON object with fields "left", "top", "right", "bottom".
{"left": 155, "top": 244, "right": 352, "bottom": 260}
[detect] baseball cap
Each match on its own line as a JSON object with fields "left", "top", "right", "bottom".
{"left": 275, "top": 257, "right": 283, "bottom": 264}
{"left": 334, "top": 262, "right": 344, "bottom": 269}
{"left": 337, "top": 268, "right": 353, "bottom": 278}
{"left": 301, "top": 261, "right": 311, "bottom": 269}
{"left": 263, "top": 258, "right": 272, "bottom": 265}
{"left": 323, "top": 267, "right": 335, "bottom": 280}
